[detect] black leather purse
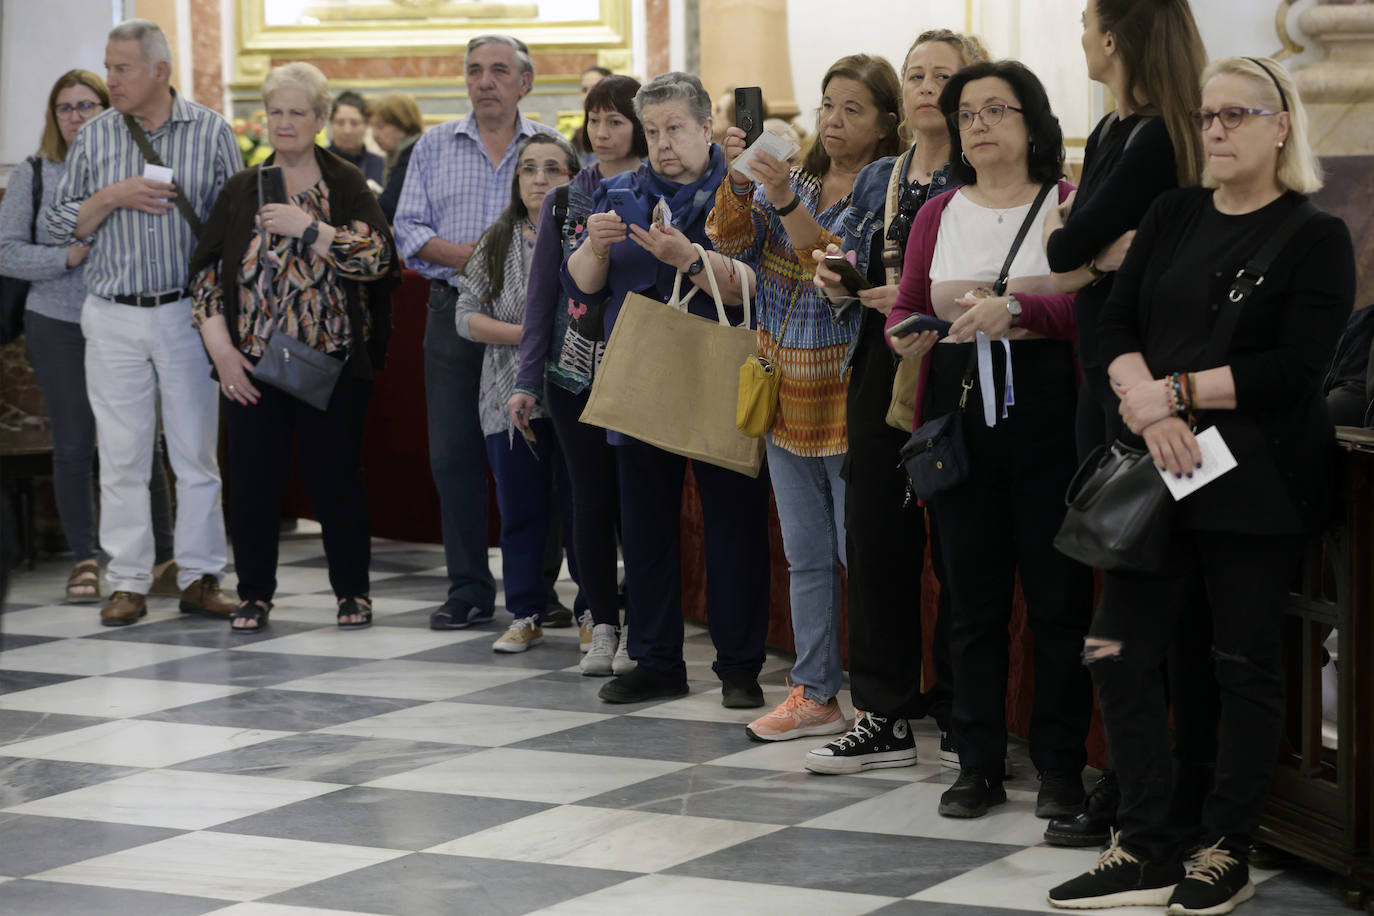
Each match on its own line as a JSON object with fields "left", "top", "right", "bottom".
{"left": 0, "top": 157, "right": 43, "bottom": 345}
{"left": 1053, "top": 200, "right": 1321, "bottom": 572}
{"left": 900, "top": 182, "right": 1054, "bottom": 500}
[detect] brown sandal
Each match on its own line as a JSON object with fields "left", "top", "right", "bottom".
{"left": 65, "top": 560, "right": 101, "bottom": 603}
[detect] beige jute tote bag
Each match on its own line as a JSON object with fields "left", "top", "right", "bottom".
{"left": 580, "top": 243, "right": 765, "bottom": 477}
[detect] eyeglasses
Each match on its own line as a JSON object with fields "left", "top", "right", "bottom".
{"left": 518, "top": 164, "right": 569, "bottom": 178}
{"left": 952, "top": 104, "right": 1023, "bottom": 131}
{"left": 1189, "top": 106, "right": 1280, "bottom": 131}
{"left": 56, "top": 101, "right": 103, "bottom": 119}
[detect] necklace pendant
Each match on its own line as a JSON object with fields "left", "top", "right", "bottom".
{"left": 997, "top": 214, "right": 1004, "bottom": 224}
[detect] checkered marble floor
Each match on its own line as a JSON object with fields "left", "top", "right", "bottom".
{"left": 0, "top": 526, "right": 1350, "bottom": 916}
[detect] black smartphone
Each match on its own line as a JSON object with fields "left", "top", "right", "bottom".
{"left": 888, "top": 313, "right": 952, "bottom": 339}
{"left": 258, "top": 165, "right": 286, "bottom": 206}
{"left": 735, "top": 86, "right": 765, "bottom": 147}
{"left": 823, "top": 254, "right": 873, "bottom": 296}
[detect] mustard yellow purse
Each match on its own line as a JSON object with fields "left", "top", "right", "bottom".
{"left": 736, "top": 281, "right": 801, "bottom": 438}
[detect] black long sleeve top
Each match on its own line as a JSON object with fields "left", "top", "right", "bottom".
{"left": 1098, "top": 187, "right": 1355, "bottom": 534}
{"left": 1046, "top": 113, "right": 1178, "bottom": 368}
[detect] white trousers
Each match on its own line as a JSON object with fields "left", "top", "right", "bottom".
{"left": 81, "top": 294, "right": 226, "bottom": 594}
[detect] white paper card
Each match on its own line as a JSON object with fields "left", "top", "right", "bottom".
{"left": 731, "top": 131, "right": 801, "bottom": 184}
{"left": 1160, "top": 425, "right": 1237, "bottom": 501}
{"left": 142, "top": 164, "right": 173, "bottom": 183}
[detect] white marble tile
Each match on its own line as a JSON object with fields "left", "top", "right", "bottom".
{"left": 273, "top": 660, "right": 542, "bottom": 701}
{"left": 702, "top": 736, "right": 834, "bottom": 771}
{"left": 33, "top": 830, "right": 406, "bottom": 902}
{"left": 528, "top": 874, "right": 896, "bottom": 915}
{"left": 205, "top": 904, "right": 387, "bottom": 916}
{"left": 7, "top": 768, "right": 345, "bottom": 829}
{"left": 0, "top": 676, "right": 246, "bottom": 717}
{"left": 366, "top": 747, "right": 690, "bottom": 804}
{"left": 320, "top": 701, "right": 608, "bottom": 746}
{"left": 0, "top": 604, "right": 125, "bottom": 638}
{"left": 428, "top": 804, "right": 781, "bottom": 873}
{"left": 232, "top": 626, "right": 483, "bottom": 659}
{"left": 0, "top": 718, "right": 293, "bottom": 767}
{"left": 801, "top": 780, "right": 1048, "bottom": 847}
{"left": 0, "top": 637, "right": 212, "bottom": 676}
{"left": 628, "top": 683, "right": 797, "bottom": 725}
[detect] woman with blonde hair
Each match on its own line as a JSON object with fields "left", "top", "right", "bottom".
{"left": 1049, "top": 58, "right": 1352, "bottom": 914}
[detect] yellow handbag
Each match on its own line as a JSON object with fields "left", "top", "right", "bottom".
{"left": 736, "top": 281, "right": 802, "bottom": 438}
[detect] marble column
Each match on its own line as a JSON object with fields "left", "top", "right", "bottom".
{"left": 697, "top": 0, "right": 799, "bottom": 119}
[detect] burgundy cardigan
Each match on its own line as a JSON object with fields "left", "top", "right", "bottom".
{"left": 885, "top": 180, "right": 1078, "bottom": 432}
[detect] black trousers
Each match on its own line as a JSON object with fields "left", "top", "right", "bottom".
{"left": 1091, "top": 530, "right": 1300, "bottom": 861}
{"left": 843, "top": 316, "right": 952, "bottom": 724}
{"left": 224, "top": 375, "right": 372, "bottom": 602}
{"left": 928, "top": 340, "right": 1094, "bottom": 777}
{"left": 616, "top": 436, "right": 770, "bottom": 682}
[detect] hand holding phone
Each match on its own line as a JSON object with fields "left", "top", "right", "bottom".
{"left": 888, "top": 313, "right": 952, "bottom": 339}
{"left": 735, "top": 87, "right": 765, "bottom": 148}
{"left": 258, "top": 165, "right": 287, "bottom": 206}
{"left": 823, "top": 254, "right": 873, "bottom": 296}
{"left": 606, "top": 188, "right": 650, "bottom": 229}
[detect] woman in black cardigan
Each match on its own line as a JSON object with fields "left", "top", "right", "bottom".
{"left": 1049, "top": 58, "right": 1354, "bottom": 916}
{"left": 189, "top": 63, "right": 399, "bottom": 634}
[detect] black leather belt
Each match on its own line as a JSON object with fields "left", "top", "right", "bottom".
{"left": 112, "top": 290, "right": 186, "bottom": 307}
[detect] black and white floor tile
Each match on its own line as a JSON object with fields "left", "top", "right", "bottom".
{"left": 0, "top": 526, "right": 1350, "bottom": 915}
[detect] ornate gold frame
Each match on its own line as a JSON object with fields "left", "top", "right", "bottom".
{"left": 234, "top": 0, "right": 632, "bottom": 86}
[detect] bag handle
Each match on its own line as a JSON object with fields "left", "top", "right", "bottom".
{"left": 669, "top": 243, "right": 751, "bottom": 329}
{"left": 124, "top": 113, "right": 203, "bottom": 238}
{"left": 881, "top": 146, "right": 915, "bottom": 287}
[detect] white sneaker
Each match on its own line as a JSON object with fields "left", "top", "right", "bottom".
{"left": 612, "top": 625, "right": 635, "bottom": 675}
{"left": 493, "top": 616, "right": 543, "bottom": 653}
{"left": 578, "top": 611, "right": 594, "bottom": 654}
{"left": 580, "top": 623, "right": 617, "bottom": 676}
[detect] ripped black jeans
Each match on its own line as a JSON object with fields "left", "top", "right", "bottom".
{"left": 1088, "top": 530, "right": 1301, "bottom": 863}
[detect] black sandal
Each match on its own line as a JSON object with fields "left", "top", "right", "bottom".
{"left": 337, "top": 596, "right": 372, "bottom": 630}
{"left": 231, "top": 600, "right": 272, "bottom": 634}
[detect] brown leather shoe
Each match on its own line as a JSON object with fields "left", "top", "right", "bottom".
{"left": 148, "top": 560, "right": 181, "bottom": 597}
{"left": 179, "top": 574, "right": 236, "bottom": 619}
{"left": 100, "top": 591, "right": 147, "bottom": 627}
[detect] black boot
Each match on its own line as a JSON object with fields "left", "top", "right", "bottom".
{"left": 1044, "top": 769, "right": 1119, "bottom": 847}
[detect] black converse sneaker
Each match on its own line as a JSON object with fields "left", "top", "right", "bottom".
{"left": 1166, "top": 839, "right": 1254, "bottom": 915}
{"left": 1048, "top": 830, "right": 1184, "bottom": 909}
{"left": 804, "top": 712, "right": 917, "bottom": 775}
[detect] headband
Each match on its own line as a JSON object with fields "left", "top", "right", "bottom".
{"left": 1244, "top": 57, "right": 1289, "bottom": 112}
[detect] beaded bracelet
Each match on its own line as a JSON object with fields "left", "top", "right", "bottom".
{"left": 1167, "top": 373, "right": 1187, "bottom": 415}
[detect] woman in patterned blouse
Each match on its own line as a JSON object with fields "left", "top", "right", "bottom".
{"left": 454, "top": 133, "right": 581, "bottom": 655}
{"left": 189, "top": 62, "right": 399, "bottom": 634}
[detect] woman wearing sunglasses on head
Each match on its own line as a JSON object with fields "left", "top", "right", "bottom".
{"left": 1049, "top": 57, "right": 1354, "bottom": 916}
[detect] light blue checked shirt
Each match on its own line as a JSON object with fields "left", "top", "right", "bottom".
{"left": 393, "top": 110, "right": 558, "bottom": 286}
{"left": 46, "top": 89, "right": 241, "bottom": 298}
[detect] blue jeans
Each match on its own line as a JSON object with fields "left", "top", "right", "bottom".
{"left": 423, "top": 282, "right": 495, "bottom": 611}
{"left": 766, "top": 438, "right": 847, "bottom": 703}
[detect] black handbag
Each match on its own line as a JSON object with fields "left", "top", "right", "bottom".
{"left": 900, "top": 182, "right": 1055, "bottom": 500}
{"left": 0, "top": 157, "right": 43, "bottom": 345}
{"left": 1052, "top": 199, "right": 1322, "bottom": 572}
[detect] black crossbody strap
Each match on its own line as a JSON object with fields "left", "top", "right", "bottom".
{"left": 1205, "top": 199, "right": 1320, "bottom": 366}
{"left": 124, "top": 114, "right": 203, "bottom": 238}
{"left": 28, "top": 157, "right": 41, "bottom": 243}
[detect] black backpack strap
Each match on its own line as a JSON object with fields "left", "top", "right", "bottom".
{"left": 28, "top": 157, "right": 42, "bottom": 243}
{"left": 1206, "top": 199, "right": 1320, "bottom": 366}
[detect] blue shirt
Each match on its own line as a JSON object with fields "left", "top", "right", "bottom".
{"left": 392, "top": 111, "right": 559, "bottom": 286}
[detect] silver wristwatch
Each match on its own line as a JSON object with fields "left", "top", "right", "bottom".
{"left": 1005, "top": 294, "right": 1022, "bottom": 326}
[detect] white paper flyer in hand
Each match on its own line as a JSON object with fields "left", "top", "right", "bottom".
{"left": 1160, "top": 425, "right": 1237, "bottom": 501}
{"left": 731, "top": 131, "right": 802, "bottom": 184}
{"left": 143, "top": 164, "right": 174, "bottom": 204}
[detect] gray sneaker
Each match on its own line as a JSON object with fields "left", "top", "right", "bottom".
{"left": 580, "top": 623, "right": 617, "bottom": 676}
{"left": 612, "top": 625, "right": 636, "bottom": 675}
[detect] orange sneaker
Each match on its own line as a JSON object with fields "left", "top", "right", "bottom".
{"left": 745, "top": 683, "right": 847, "bottom": 742}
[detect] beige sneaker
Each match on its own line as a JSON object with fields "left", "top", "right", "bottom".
{"left": 746, "top": 683, "right": 847, "bottom": 742}
{"left": 578, "top": 611, "right": 594, "bottom": 654}
{"left": 493, "top": 616, "right": 543, "bottom": 653}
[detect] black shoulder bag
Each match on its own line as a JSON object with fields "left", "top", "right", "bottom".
{"left": 0, "top": 157, "right": 44, "bottom": 345}
{"left": 899, "top": 182, "right": 1056, "bottom": 500}
{"left": 1052, "top": 199, "right": 1321, "bottom": 573}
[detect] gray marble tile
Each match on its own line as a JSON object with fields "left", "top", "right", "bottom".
{"left": 454, "top": 670, "right": 705, "bottom": 715}
{"left": 138, "top": 689, "right": 423, "bottom": 732}
{"left": 363, "top": 575, "right": 454, "bottom": 599}
{"left": 87, "top": 616, "right": 322, "bottom": 649}
{"left": 868, "top": 902, "right": 1045, "bottom": 916}
{"left": 109, "top": 650, "right": 371, "bottom": 688}
{"left": 0, "top": 708, "right": 108, "bottom": 744}
{"left": 0, "top": 813, "right": 180, "bottom": 876}
{"left": 0, "top": 879, "right": 223, "bottom": 915}
{"left": 509, "top": 715, "right": 749, "bottom": 764}
{"left": 377, "top": 608, "right": 453, "bottom": 629}
{"left": 172, "top": 733, "right": 479, "bottom": 785}
{"left": 212, "top": 786, "right": 552, "bottom": 850}
{"left": 401, "top": 636, "right": 577, "bottom": 671}
{"left": 0, "top": 757, "right": 140, "bottom": 806}
{"left": 0, "top": 634, "right": 61, "bottom": 652}
{"left": 0, "top": 670, "right": 81, "bottom": 695}
{"left": 666, "top": 826, "right": 1022, "bottom": 898}
{"left": 265, "top": 852, "right": 632, "bottom": 916}
{"left": 577, "top": 764, "right": 908, "bottom": 825}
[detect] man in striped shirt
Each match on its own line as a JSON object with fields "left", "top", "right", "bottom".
{"left": 47, "top": 19, "right": 241, "bottom": 626}
{"left": 393, "top": 35, "right": 560, "bottom": 632}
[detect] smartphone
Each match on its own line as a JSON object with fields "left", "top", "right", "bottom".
{"left": 823, "top": 254, "right": 873, "bottom": 296}
{"left": 258, "top": 165, "right": 286, "bottom": 206}
{"left": 606, "top": 187, "right": 650, "bottom": 229}
{"left": 735, "top": 86, "right": 765, "bottom": 147}
{"left": 888, "top": 313, "right": 952, "bottom": 339}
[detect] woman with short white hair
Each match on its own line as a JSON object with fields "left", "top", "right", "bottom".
{"left": 1049, "top": 57, "right": 1354, "bottom": 915}
{"left": 188, "top": 61, "right": 400, "bottom": 634}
